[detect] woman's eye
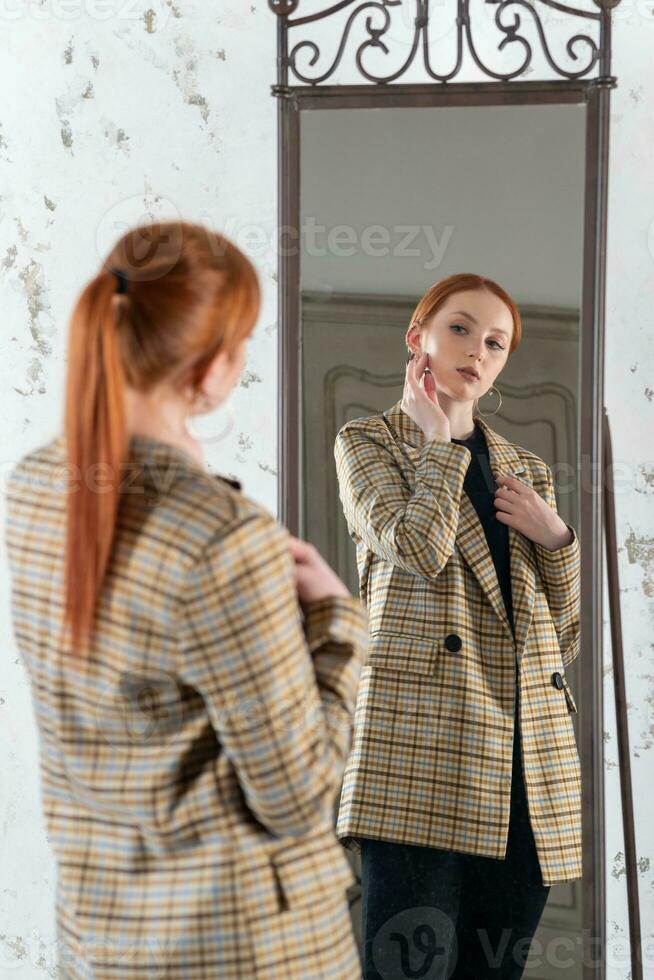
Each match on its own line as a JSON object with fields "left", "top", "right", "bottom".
{"left": 451, "top": 324, "right": 504, "bottom": 351}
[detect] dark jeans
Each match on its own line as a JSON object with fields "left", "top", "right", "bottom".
{"left": 360, "top": 688, "right": 550, "bottom": 980}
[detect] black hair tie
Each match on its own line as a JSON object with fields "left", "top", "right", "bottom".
{"left": 109, "top": 266, "right": 129, "bottom": 295}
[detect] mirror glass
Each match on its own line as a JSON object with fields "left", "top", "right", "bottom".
{"left": 299, "top": 103, "right": 585, "bottom": 975}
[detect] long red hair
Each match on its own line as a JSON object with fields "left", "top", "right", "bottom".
{"left": 408, "top": 273, "right": 522, "bottom": 418}
{"left": 62, "top": 219, "right": 260, "bottom": 658}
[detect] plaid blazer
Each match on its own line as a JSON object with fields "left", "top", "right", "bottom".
{"left": 4, "top": 433, "right": 369, "bottom": 980}
{"left": 333, "top": 398, "right": 582, "bottom": 887}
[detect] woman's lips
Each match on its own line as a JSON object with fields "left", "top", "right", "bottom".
{"left": 457, "top": 368, "right": 480, "bottom": 382}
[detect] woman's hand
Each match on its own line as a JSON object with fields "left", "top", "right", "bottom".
{"left": 401, "top": 352, "right": 451, "bottom": 442}
{"left": 493, "top": 473, "right": 573, "bottom": 550}
{"left": 286, "top": 534, "right": 351, "bottom": 605}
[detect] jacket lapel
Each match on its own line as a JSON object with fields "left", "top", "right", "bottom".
{"left": 382, "top": 399, "right": 535, "bottom": 661}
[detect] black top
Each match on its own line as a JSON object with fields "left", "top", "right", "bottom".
{"left": 451, "top": 422, "right": 515, "bottom": 637}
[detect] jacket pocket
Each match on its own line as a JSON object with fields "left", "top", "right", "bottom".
{"left": 366, "top": 630, "right": 438, "bottom": 675}
{"left": 561, "top": 673, "right": 578, "bottom": 713}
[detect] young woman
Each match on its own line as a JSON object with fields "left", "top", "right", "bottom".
{"left": 334, "top": 274, "right": 582, "bottom": 980}
{"left": 4, "top": 220, "right": 369, "bottom": 979}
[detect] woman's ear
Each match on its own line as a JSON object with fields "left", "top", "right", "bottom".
{"left": 407, "top": 320, "right": 420, "bottom": 343}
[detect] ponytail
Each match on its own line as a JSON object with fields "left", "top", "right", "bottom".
{"left": 63, "top": 271, "right": 128, "bottom": 657}
{"left": 61, "top": 220, "right": 260, "bottom": 658}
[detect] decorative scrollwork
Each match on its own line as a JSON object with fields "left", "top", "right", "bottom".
{"left": 268, "top": 0, "right": 614, "bottom": 87}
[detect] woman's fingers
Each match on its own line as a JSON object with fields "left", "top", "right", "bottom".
{"left": 407, "top": 352, "right": 428, "bottom": 399}
{"left": 286, "top": 535, "right": 313, "bottom": 563}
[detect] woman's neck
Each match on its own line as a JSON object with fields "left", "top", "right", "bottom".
{"left": 124, "top": 386, "right": 206, "bottom": 467}
{"left": 450, "top": 422, "right": 477, "bottom": 440}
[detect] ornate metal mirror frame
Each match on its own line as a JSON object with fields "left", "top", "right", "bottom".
{"left": 268, "top": 2, "right": 622, "bottom": 975}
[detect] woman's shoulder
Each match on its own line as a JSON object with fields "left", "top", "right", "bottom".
{"left": 6, "top": 432, "right": 283, "bottom": 562}
{"left": 5, "top": 434, "right": 69, "bottom": 506}
{"left": 177, "top": 477, "right": 290, "bottom": 589}
{"left": 149, "top": 458, "right": 284, "bottom": 565}
{"left": 333, "top": 413, "right": 400, "bottom": 472}
{"left": 335, "top": 411, "right": 393, "bottom": 447}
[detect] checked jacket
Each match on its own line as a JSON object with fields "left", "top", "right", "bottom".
{"left": 334, "top": 398, "right": 582, "bottom": 887}
{"left": 5, "top": 433, "right": 369, "bottom": 979}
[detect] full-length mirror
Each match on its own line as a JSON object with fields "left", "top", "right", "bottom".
{"left": 299, "top": 100, "right": 587, "bottom": 977}
{"left": 268, "top": 0, "right": 626, "bottom": 975}
{"left": 268, "top": 0, "right": 621, "bottom": 943}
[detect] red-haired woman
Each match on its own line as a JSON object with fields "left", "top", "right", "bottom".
{"left": 5, "top": 220, "right": 368, "bottom": 979}
{"left": 334, "top": 275, "right": 582, "bottom": 980}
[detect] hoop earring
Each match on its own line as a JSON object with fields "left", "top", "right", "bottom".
{"left": 185, "top": 397, "right": 236, "bottom": 446}
{"left": 406, "top": 348, "right": 415, "bottom": 364}
{"left": 476, "top": 385, "right": 502, "bottom": 417}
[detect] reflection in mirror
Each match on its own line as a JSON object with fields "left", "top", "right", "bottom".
{"left": 300, "top": 104, "right": 585, "bottom": 977}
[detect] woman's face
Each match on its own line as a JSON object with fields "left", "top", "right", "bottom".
{"left": 406, "top": 288, "right": 513, "bottom": 403}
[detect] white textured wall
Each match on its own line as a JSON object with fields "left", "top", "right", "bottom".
{"left": 0, "top": 3, "right": 652, "bottom": 976}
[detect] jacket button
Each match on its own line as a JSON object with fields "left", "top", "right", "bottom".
{"left": 551, "top": 671, "right": 564, "bottom": 690}
{"left": 444, "top": 633, "right": 462, "bottom": 652}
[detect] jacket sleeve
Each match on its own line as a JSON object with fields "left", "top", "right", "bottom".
{"left": 177, "top": 508, "right": 369, "bottom": 839}
{"left": 334, "top": 418, "right": 472, "bottom": 580}
{"left": 531, "top": 463, "right": 581, "bottom": 669}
